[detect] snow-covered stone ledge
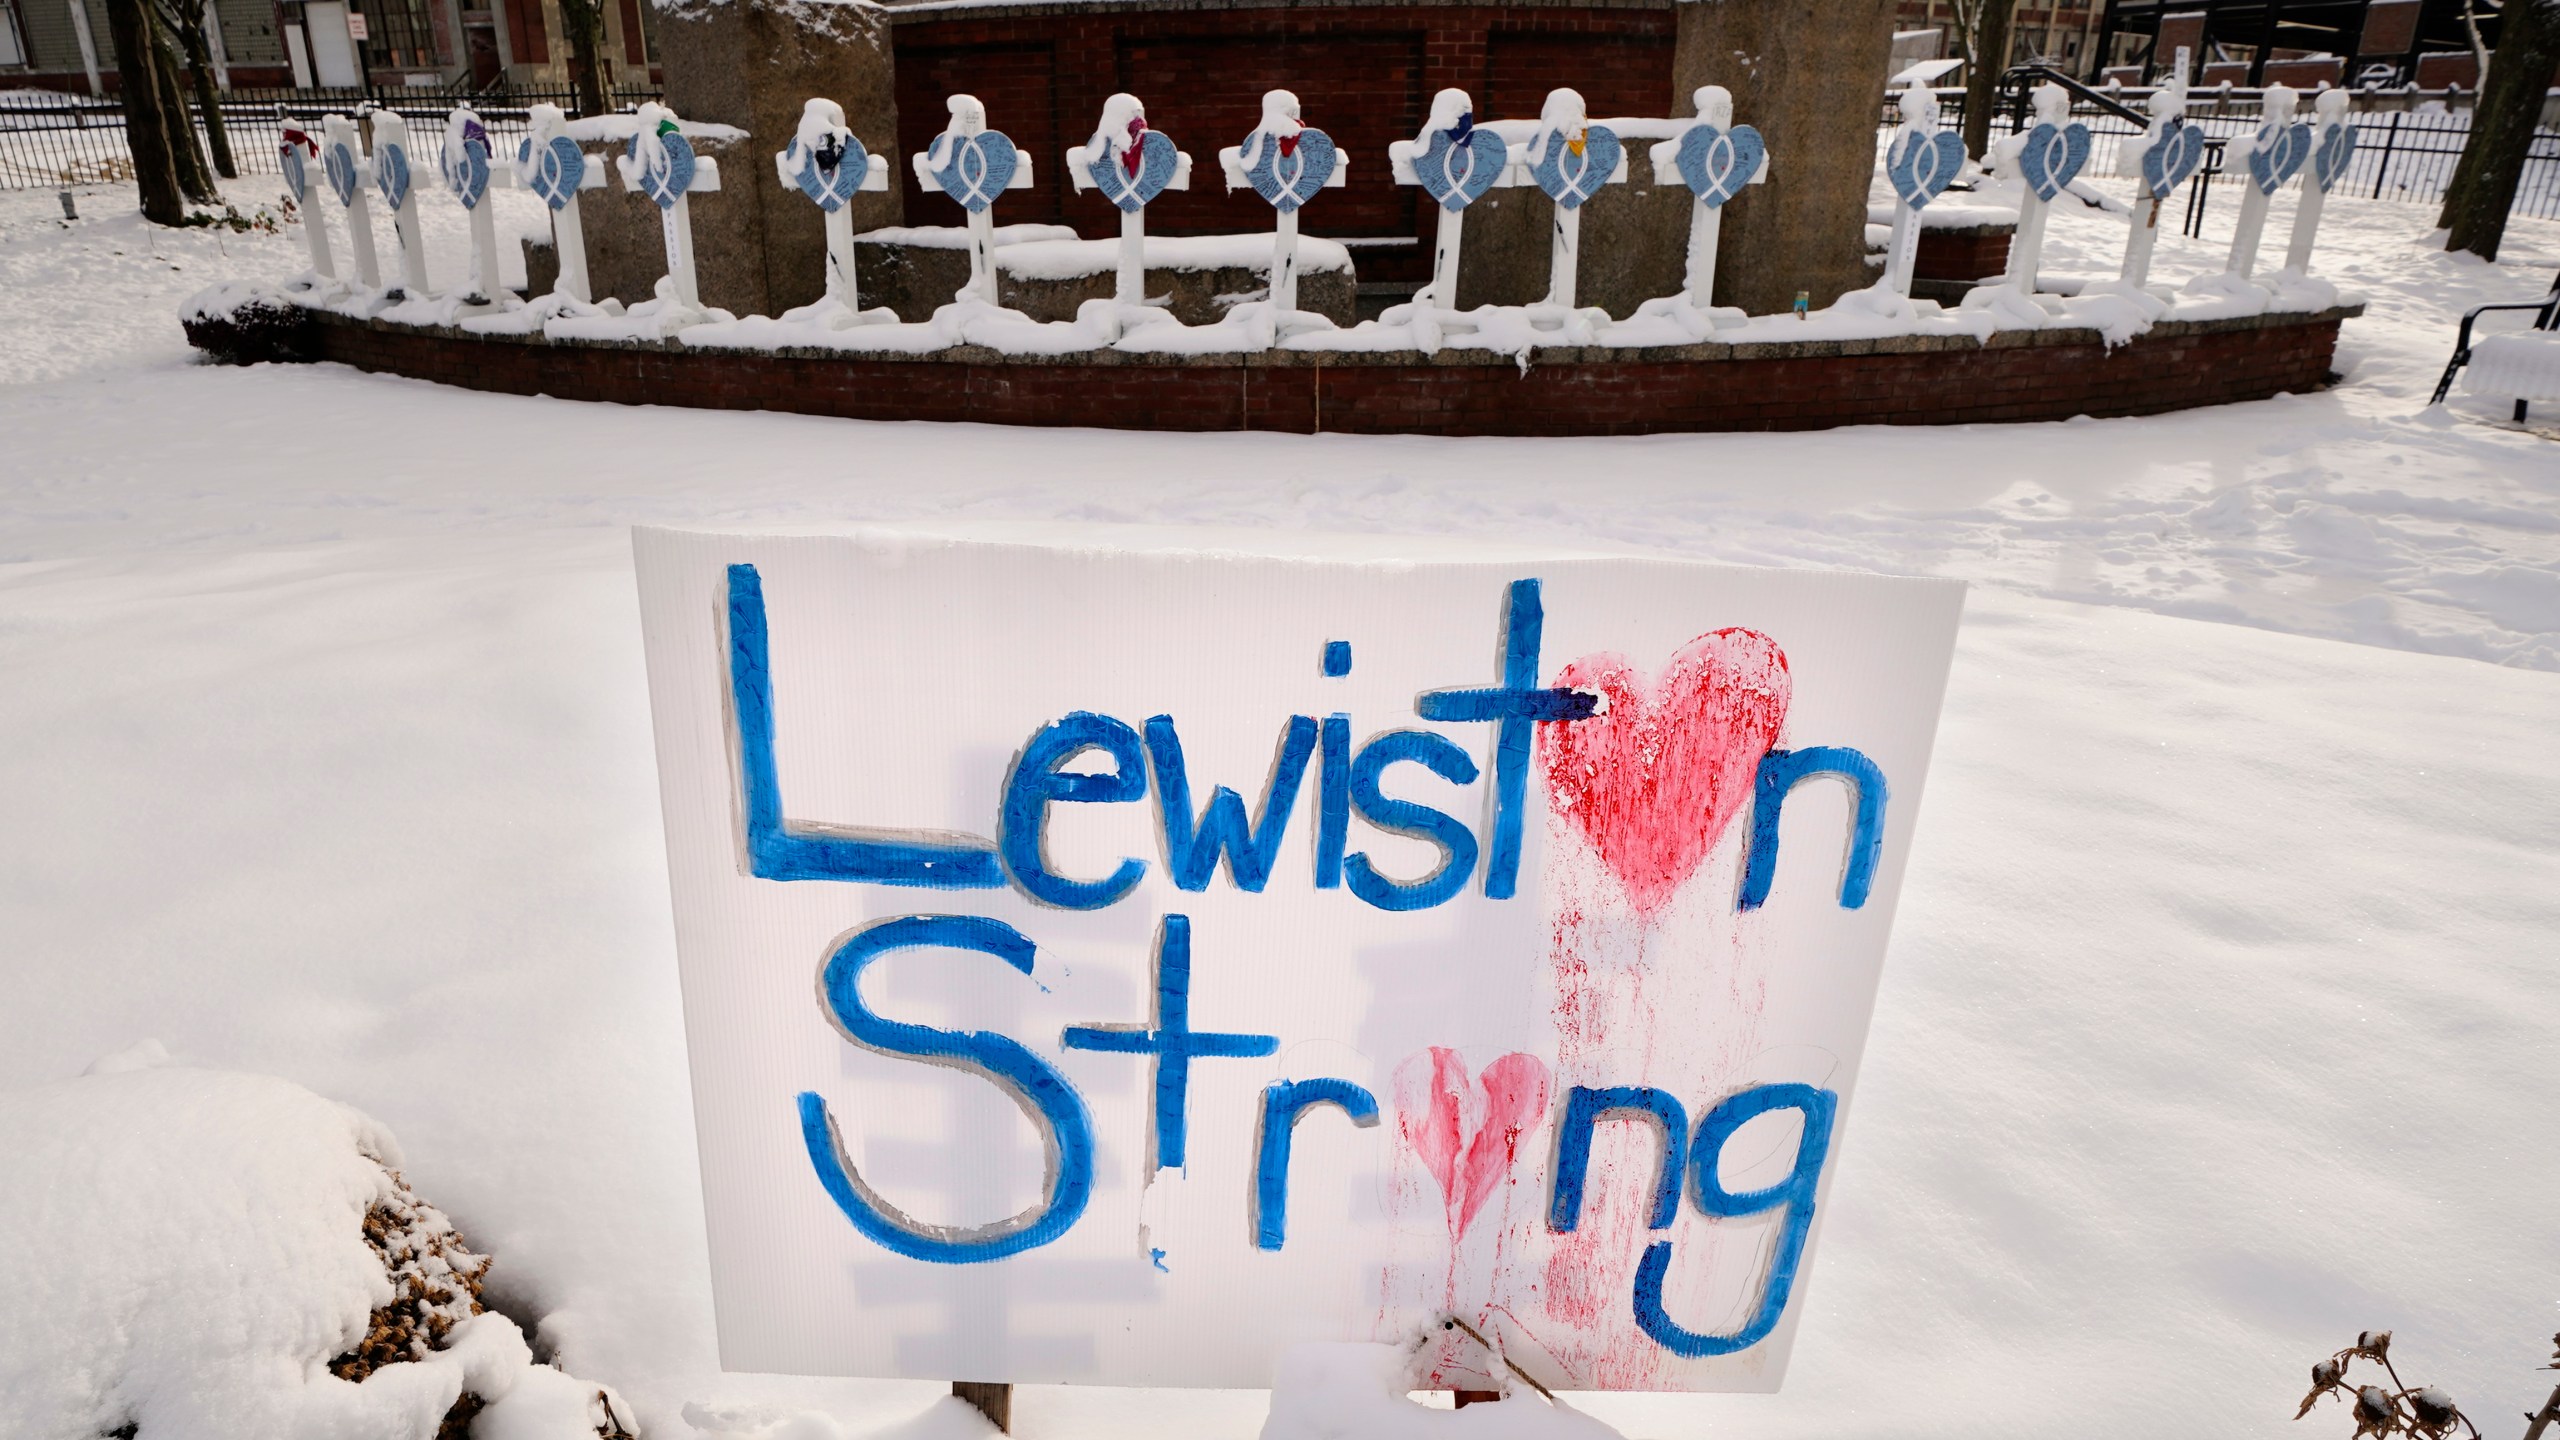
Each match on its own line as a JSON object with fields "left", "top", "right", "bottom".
{"left": 179, "top": 283, "right": 2363, "bottom": 437}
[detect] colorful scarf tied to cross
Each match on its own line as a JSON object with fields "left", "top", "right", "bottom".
{"left": 1123, "top": 115, "right": 1148, "bottom": 177}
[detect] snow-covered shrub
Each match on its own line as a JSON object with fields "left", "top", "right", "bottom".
{"left": 2294, "top": 1331, "right": 2474, "bottom": 1440}
{"left": 0, "top": 1056, "right": 629, "bottom": 1440}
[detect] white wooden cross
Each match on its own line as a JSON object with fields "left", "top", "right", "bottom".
{"left": 511, "top": 104, "right": 608, "bottom": 310}
{"left": 1515, "top": 87, "right": 1627, "bottom": 311}
{"left": 1068, "top": 93, "right": 1191, "bottom": 336}
{"left": 1995, "top": 81, "right": 2094, "bottom": 295}
{"left": 915, "top": 95, "right": 1035, "bottom": 307}
{"left": 321, "top": 113, "right": 383, "bottom": 290}
{"left": 1387, "top": 88, "right": 1504, "bottom": 316}
{"left": 1219, "top": 89, "right": 1347, "bottom": 331}
{"left": 1647, "top": 84, "right": 1768, "bottom": 309}
{"left": 2283, "top": 86, "right": 2354, "bottom": 274}
{"left": 2225, "top": 83, "right": 2304, "bottom": 280}
{"left": 1879, "top": 81, "right": 1967, "bottom": 298}
{"left": 439, "top": 107, "right": 504, "bottom": 307}
{"left": 368, "top": 108, "right": 433, "bottom": 299}
{"left": 275, "top": 113, "right": 340, "bottom": 291}
{"left": 776, "top": 98, "right": 894, "bottom": 326}
{"left": 617, "top": 101, "right": 724, "bottom": 324}
{"left": 2117, "top": 65, "right": 2194, "bottom": 290}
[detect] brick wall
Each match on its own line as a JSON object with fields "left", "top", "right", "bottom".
{"left": 888, "top": 1, "right": 1677, "bottom": 283}
{"left": 213, "top": 305, "right": 2355, "bottom": 437}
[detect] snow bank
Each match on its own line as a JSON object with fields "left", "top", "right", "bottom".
{"left": 1261, "top": 1344, "right": 1625, "bottom": 1440}
{"left": 0, "top": 1060, "right": 625, "bottom": 1440}
{"left": 992, "top": 232, "right": 1354, "bottom": 280}
{"left": 852, "top": 224, "right": 1081, "bottom": 251}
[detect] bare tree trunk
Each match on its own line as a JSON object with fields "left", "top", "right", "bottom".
{"left": 150, "top": 18, "right": 219, "bottom": 201}
{"left": 168, "top": 3, "right": 237, "bottom": 178}
{"left": 2440, "top": 0, "right": 2560, "bottom": 260}
{"left": 559, "top": 0, "right": 610, "bottom": 116}
{"left": 1962, "top": 0, "right": 2020, "bottom": 159}
{"left": 101, "top": 0, "right": 187, "bottom": 223}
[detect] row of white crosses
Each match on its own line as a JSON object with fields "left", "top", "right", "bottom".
{"left": 277, "top": 100, "right": 726, "bottom": 325}
{"left": 1881, "top": 74, "right": 2360, "bottom": 302}
{"left": 1372, "top": 85, "right": 1764, "bottom": 346}
{"left": 2229, "top": 85, "right": 2357, "bottom": 277}
{"left": 1385, "top": 87, "right": 1627, "bottom": 328}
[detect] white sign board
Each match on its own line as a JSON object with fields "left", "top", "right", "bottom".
{"left": 634, "top": 530, "right": 1963, "bottom": 1393}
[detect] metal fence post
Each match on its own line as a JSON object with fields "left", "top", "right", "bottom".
{"left": 2371, "top": 111, "right": 2402, "bottom": 200}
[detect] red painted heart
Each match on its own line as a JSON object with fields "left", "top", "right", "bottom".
{"left": 1536, "top": 630, "right": 1791, "bottom": 915}
{"left": 1394, "top": 1048, "right": 1551, "bottom": 1240}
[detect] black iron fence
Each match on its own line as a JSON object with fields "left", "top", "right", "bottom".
{"left": 1878, "top": 82, "right": 2560, "bottom": 223}
{"left": 0, "top": 86, "right": 659, "bottom": 191}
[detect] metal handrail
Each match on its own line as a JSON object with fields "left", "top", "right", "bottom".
{"left": 2000, "top": 63, "right": 2150, "bottom": 127}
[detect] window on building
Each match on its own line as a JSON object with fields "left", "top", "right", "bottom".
{"left": 356, "top": 0, "right": 438, "bottom": 70}
{"left": 0, "top": 0, "right": 27, "bottom": 66}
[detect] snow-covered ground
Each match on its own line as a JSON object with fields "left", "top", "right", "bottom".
{"left": 2, "top": 173, "right": 2557, "bottom": 1440}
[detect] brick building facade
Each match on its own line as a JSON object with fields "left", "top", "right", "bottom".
{"left": 0, "top": 0, "right": 656, "bottom": 93}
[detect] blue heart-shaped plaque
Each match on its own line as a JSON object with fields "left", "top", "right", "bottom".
{"left": 1672, "top": 121, "right": 1764, "bottom": 208}
{"left": 523, "top": 136, "right": 586, "bottom": 212}
{"left": 2247, "top": 120, "right": 2312, "bottom": 195}
{"left": 926, "top": 130, "right": 1019, "bottom": 214}
{"left": 1414, "top": 126, "right": 1507, "bottom": 212}
{"left": 1886, "top": 128, "right": 1965, "bottom": 209}
{"left": 2141, "top": 118, "right": 2205, "bottom": 200}
{"left": 1532, "top": 125, "right": 1621, "bottom": 210}
{"left": 446, "top": 137, "right": 489, "bottom": 209}
{"left": 324, "top": 142, "right": 359, "bottom": 207}
{"left": 375, "top": 141, "right": 411, "bottom": 211}
{"left": 2018, "top": 120, "right": 2090, "bottom": 202}
{"left": 631, "top": 130, "right": 697, "bottom": 210}
{"left": 1086, "top": 128, "right": 1178, "bottom": 213}
{"left": 282, "top": 144, "right": 308, "bottom": 205}
{"left": 2311, "top": 121, "right": 2356, "bottom": 194}
{"left": 1244, "top": 127, "right": 1337, "bottom": 213}
{"left": 792, "top": 133, "right": 867, "bottom": 213}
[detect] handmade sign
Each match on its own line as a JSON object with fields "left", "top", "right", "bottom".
{"left": 1647, "top": 85, "right": 1767, "bottom": 308}
{"left": 2226, "top": 83, "right": 2308, "bottom": 280}
{"left": 1522, "top": 88, "right": 1626, "bottom": 311}
{"left": 776, "top": 98, "right": 895, "bottom": 326}
{"left": 618, "top": 101, "right": 725, "bottom": 324}
{"left": 633, "top": 529, "right": 1963, "bottom": 1393}
{"left": 2003, "top": 82, "right": 2089, "bottom": 294}
{"left": 2118, "top": 71, "right": 2200, "bottom": 290}
{"left": 1880, "top": 82, "right": 1965, "bottom": 297}
{"left": 1388, "top": 89, "right": 1509, "bottom": 313}
{"left": 1219, "top": 90, "right": 1347, "bottom": 328}
{"left": 277, "top": 112, "right": 338, "bottom": 286}
{"left": 369, "top": 109, "right": 431, "bottom": 298}
{"left": 514, "top": 104, "right": 607, "bottom": 308}
{"left": 2284, "top": 87, "right": 2355, "bottom": 274}
{"left": 440, "top": 108, "right": 501, "bottom": 306}
{"left": 320, "top": 113, "right": 382, "bottom": 290}
{"left": 1067, "top": 94, "right": 1191, "bottom": 332}
{"left": 914, "top": 94, "right": 1034, "bottom": 307}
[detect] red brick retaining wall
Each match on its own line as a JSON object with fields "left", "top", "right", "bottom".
{"left": 207, "top": 304, "right": 2354, "bottom": 436}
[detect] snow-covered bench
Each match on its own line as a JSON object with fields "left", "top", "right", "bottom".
{"left": 2431, "top": 271, "right": 2560, "bottom": 422}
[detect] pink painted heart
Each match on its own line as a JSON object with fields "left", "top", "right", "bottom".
{"left": 1536, "top": 630, "right": 1791, "bottom": 915}
{"left": 1395, "top": 1047, "right": 1552, "bottom": 1239}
